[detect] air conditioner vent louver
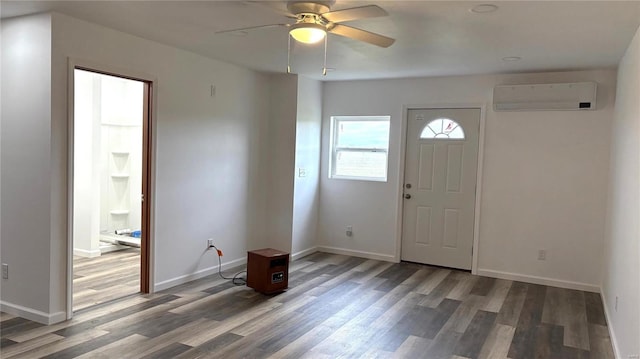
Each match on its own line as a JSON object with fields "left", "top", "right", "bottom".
{"left": 493, "top": 82, "right": 597, "bottom": 111}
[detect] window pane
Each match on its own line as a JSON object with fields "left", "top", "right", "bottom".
{"left": 336, "top": 121, "right": 390, "bottom": 149}
{"left": 335, "top": 150, "right": 387, "bottom": 179}
{"left": 448, "top": 126, "right": 464, "bottom": 139}
{"left": 420, "top": 118, "right": 465, "bottom": 140}
{"left": 330, "top": 116, "right": 390, "bottom": 181}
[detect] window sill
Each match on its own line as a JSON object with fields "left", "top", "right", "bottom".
{"left": 329, "top": 175, "right": 388, "bottom": 183}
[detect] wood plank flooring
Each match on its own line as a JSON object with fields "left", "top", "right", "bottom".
{"left": 73, "top": 248, "right": 140, "bottom": 311}
{"left": 1, "top": 252, "right": 614, "bottom": 358}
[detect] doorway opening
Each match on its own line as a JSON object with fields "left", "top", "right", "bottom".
{"left": 71, "top": 68, "right": 152, "bottom": 311}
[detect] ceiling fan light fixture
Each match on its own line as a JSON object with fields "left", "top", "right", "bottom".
{"left": 289, "top": 23, "right": 326, "bottom": 44}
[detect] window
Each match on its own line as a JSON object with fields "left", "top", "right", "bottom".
{"left": 330, "top": 116, "right": 391, "bottom": 181}
{"left": 420, "top": 118, "right": 465, "bottom": 139}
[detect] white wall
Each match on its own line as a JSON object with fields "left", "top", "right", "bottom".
{"left": 264, "top": 74, "right": 298, "bottom": 254}
{"left": 73, "top": 70, "right": 102, "bottom": 257}
{"left": 0, "top": 14, "right": 60, "bottom": 322}
{"left": 320, "top": 69, "right": 616, "bottom": 290}
{"left": 602, "top": 26, "right": 640, "bottom": 359}
{"left": 262, "top": 74, "right": 323, "bottom": 258}
{"left": 291, "top": 77, "right": 322, "bottom": 258}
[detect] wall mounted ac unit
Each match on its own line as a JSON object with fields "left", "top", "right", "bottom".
{"left": 493, "top": 82, "right": 597, "bottom": 111}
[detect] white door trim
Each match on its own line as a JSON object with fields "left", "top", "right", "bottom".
{"left": 66, "top": 57, "right": 158, "bottom": 320}
{"left": 394, "top": 103, "right": 486, "bottom": 275}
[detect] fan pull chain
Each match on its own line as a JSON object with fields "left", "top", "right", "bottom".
{"left": 287, "top": 34, "right": 292, "bottom": 74}
{"left": 322, "top": 35, "right": 328, "bottom": 76}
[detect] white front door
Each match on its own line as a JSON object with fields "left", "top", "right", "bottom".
{"left": 401, "top": 108, "right": 480, "bottom": 270}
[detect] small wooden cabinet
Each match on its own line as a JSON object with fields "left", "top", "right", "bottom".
{"left": 246, "top": 248, "right": 289, "bottom": 294}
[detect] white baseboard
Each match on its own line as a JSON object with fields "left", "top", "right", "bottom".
{"left": 476, "top": 269, "right": 600, "bottom": 293}
{"left": 0, "top": 301, "right": 66, "bottom": 325}
{"left": 153, "top": 256, "right": 246, "bottom": 292}
{"left": 73, "top": 248, "right": 101, "bottom": 258}
{"left": 600, "top": 289, "right": 622, "bottom": 359}
{"left": 291, "top": 246, "right": 318, "bottom": 261}
{"left": 316, "top": 246, "right": 397, "bottom": 262}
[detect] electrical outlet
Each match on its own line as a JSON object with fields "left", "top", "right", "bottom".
{"left": 207, "top": 239, "right": 214, "bottom": 249}
{"left": 538, "top": 250, "right": 546, "bottom": 260}
{"left": 615, "top": 296, "right": 618, "bottom": 311}
{"left": 2, "top": 263, "right": 8, "bottom": 279}
{"left": 346, "top": 225, "right": 353, "bottom": 237}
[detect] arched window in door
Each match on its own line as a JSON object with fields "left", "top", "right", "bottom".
{"left": 420, "top": 118, "right": 465, "bottom": 139}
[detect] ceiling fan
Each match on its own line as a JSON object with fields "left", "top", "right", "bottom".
{"left": 217, "top": 1, "right": 395, "bottom": 48}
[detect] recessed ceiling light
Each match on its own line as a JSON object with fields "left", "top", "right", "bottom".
{"left": 502, "top": 56, "right": 522, "bottom": 62}
{"left": 470, "top": 4, "right": 499, "bottom": 13}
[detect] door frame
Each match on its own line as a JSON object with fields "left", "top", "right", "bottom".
{"left": 395, "top": 103, "right": 486, "bottom": 274}
{"left": 66, "top": 58, "right": 157, "bottom": 319}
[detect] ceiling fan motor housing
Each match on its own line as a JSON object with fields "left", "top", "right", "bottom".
{"left": 287, "top": 1, "right": 334, "bottom": 16}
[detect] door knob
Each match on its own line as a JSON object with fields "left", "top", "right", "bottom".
{"left": 404, "top": 194, "right": 411, "bottom": 199}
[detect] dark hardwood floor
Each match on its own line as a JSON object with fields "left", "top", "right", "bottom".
{"left": 0, "top": 252, "right": 614, "bottom": 358}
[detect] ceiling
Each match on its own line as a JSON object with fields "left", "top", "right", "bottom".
{"left": 2, "top": 1, "right": 639, "bottom": 81}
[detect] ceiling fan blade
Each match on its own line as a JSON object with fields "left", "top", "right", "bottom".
{"left": 329, "top": 24, "right": 395, "bottom": 48}
{"left": 322, "top": 5, "right": 388, "bottom": 23}
{"left": 215, "top": 23, "right": 289, "bottom": 35}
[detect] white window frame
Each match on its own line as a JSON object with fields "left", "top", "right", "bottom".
{"left": 329, "top": 115, "right": 391, "bottom": 182}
